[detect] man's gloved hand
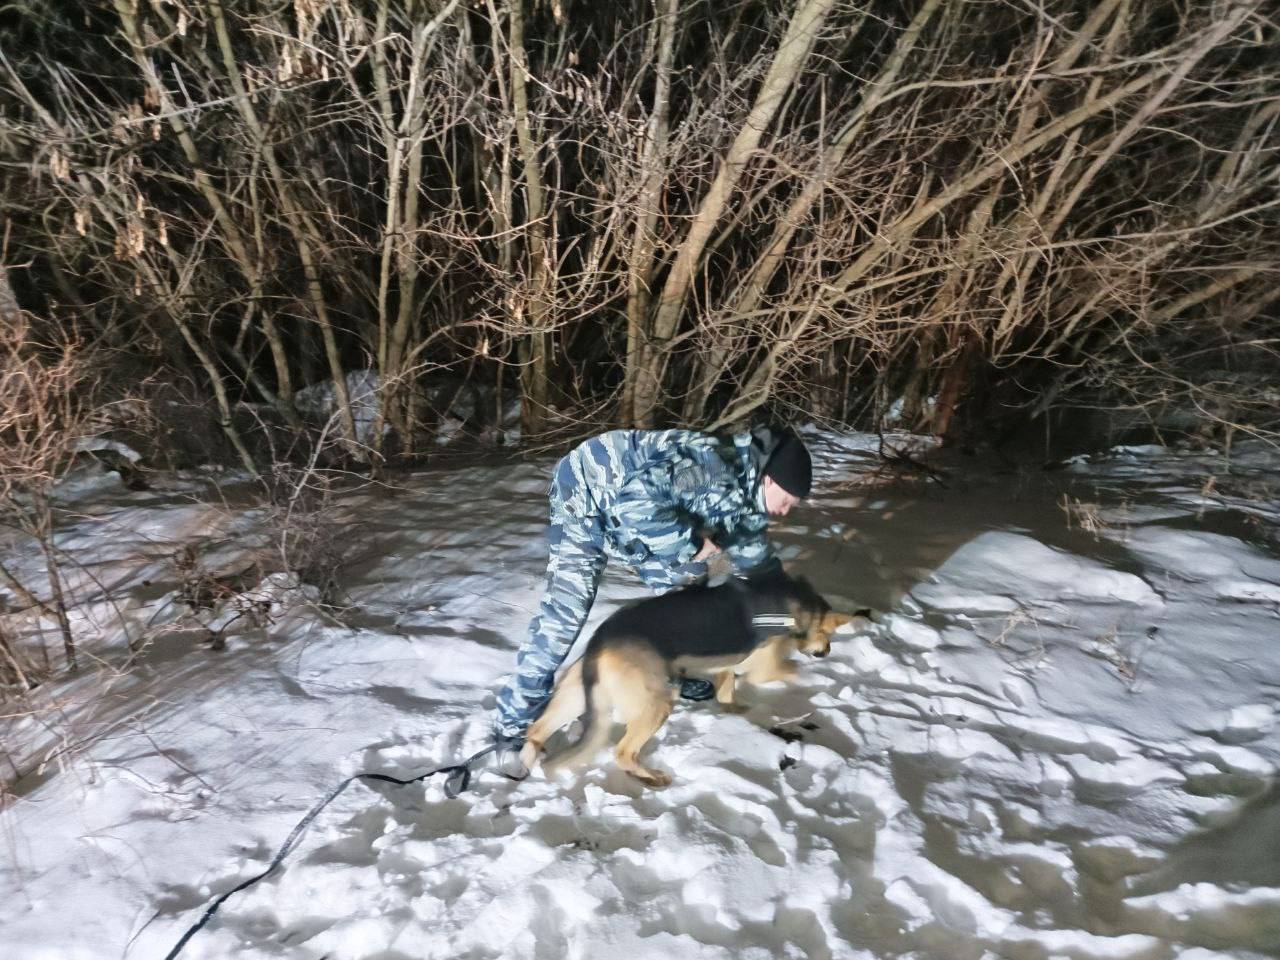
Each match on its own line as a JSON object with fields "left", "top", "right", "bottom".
{"left": 693, "top": 536, "right": 722, "bottom": 563}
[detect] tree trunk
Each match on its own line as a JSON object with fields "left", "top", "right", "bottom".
{"left": 508, "top": 0, "right": 553, "bottom": 437}
{"left": 934, "top": 337, "right": 983, "bottom": 443}
{"left": 630, "top": 0, "right": 839, "bottom": 427}
{"left": 620, "top": 0, "right": 680, "bottom": 425}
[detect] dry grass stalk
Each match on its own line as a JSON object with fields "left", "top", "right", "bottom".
{"left": 0, "top": 280, "right": 90, "bottom": 672}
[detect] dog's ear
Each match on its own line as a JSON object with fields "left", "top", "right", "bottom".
{"left": 788, "top": 573, "right": 825, "bottom": 608}
{"left": 786, "top": 595, "right": 818, "bottom": 632}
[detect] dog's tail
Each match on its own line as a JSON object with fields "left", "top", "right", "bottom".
{"left": 543, "top": 651, "right": 611, "bottom": 775}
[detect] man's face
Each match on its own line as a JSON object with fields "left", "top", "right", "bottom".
{"left": 762, "top": 475, "right": 800, "bottom": 517}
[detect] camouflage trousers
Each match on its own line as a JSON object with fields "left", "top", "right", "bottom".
{"left": 494, "top": 452, "right": 707, "bottom": 740}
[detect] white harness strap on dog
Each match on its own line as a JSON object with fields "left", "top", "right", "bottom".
{"left": 752, "top": 614, "right": 796, "bottom": 631}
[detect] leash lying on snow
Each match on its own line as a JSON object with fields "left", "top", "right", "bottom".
{"left": 162, "top": 743, "right": 496, "bottom": 960}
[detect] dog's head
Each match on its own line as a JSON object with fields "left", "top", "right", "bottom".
{"left": 786, "top": 576, "right": 871, "bottom": 658}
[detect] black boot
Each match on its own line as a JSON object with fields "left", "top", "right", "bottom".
{"left": 678, "top": 678, "right": 715, "bottom": 701}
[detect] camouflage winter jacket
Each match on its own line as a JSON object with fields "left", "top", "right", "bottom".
{"left": 563, "top": 428, "right": 782, "bottom": 573}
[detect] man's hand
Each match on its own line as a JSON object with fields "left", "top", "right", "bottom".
{"left": 693, "top": 537, "right": 722, "bottom": 562}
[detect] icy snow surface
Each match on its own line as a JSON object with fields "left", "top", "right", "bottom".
{"left": 2, "top": 434, "right": 1279, "bottom": 959}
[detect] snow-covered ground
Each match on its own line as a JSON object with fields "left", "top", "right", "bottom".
{"left": 3, "top": 433, "right": 1279, "bottom": 959}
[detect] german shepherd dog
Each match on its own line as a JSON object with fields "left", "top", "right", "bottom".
{"left": 518, "top": 570, "right": 868, "bottom": 787}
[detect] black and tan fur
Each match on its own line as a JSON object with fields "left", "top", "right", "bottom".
{"left": 519, "top": 571, "right": 868, "bottom": 787}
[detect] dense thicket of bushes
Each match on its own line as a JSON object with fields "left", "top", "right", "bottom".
{"left": 2, "top": 0, "right": 1276, "bottom": 464}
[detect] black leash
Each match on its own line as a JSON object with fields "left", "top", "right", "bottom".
{"left": 162, "top": 744, "right": 495, "bottom": 960}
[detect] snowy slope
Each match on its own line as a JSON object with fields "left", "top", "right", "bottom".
{"left": 2, "top": 434, "right": 1278, "bottom": 959}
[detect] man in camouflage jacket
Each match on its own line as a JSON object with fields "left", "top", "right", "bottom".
{"left": 492, "top": 426, "right": 813, "bottom": 763}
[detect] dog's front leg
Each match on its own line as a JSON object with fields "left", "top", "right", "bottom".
{"left": 741, "top": 638, "right": 798, "bottom": 685}
{"left": 714, "top": 669, "right": 749, "bottom": 713}
{"left": 714, "top": 669, "right": 736, "bottom": 705}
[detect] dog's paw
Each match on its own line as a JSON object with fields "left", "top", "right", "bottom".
{"left": 539, "top": 760, "right": 576, "bottom": 783}
{"left": 629, "top": 767, "right": 673, "bottom": 788}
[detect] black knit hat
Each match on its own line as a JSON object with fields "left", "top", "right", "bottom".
{"left": 763, "top": 430, "right": 812, "bottom": 498}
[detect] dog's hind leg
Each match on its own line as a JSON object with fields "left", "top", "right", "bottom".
{"left": 615, "top": 700, "right": 672, "bottom": 787}
{"left": 602, "top": 647, "right": 674, "bottom": 787}
{"left": 543, "top": 653, "right": 614, "bottom": 776}
{"left": 520, "top": 659, "right": 586, "bottom": 773}
{"left": 712, "top": 668, "right": 749, "bottom": 713}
